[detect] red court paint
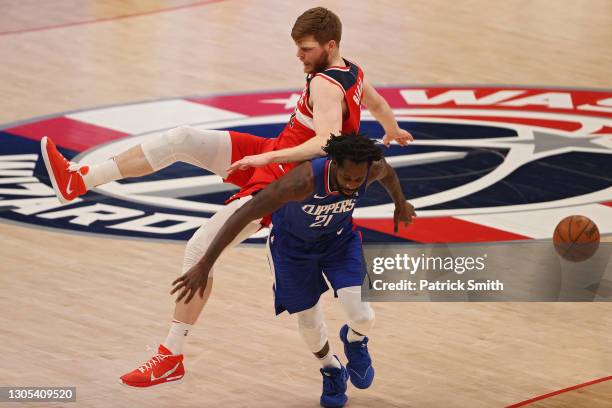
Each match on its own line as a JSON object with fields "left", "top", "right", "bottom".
{"left": 506, "top": 376, "right": 612, "bottom": 407}
{"left": 354, "top": 217, "right": 529, "bottom": 243}
{"left": 5, "top": 117, "right": 128, "bottom": 152}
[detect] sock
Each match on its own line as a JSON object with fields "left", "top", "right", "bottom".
{"left": 318, "top": 351, "right": 341, "bottom": 369}
{"left": 162, "top": 319, "right": 192, "bottom": 355}
{"left": 347, "top": 327, "right": 366, "bottom": 343}
{"left": 82, "top": 158, "right": 122, "bottom": 190}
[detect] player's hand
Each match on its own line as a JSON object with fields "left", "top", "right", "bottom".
{"left": 227, "top": 152, "right": 273, "bottom": 174}
{"left": 393, "top": 201, "right": 416, "bottom": 233}
{"left": 382, "top": 128, "right": 414, "bottom": 146}
{"left": 170, "top": 261, "right": 213, "bottom": 304}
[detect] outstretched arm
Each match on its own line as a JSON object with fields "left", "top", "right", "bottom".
{"left": 368, "top": 159, "right": 416, "bottom": 233}
{"left": 171, "top": 163, "right": 315, "bottom": 303}
{"left": 268, "top": 76, "right": 344, "bottom": 162}
{"left": 362, "top": 79, "right": 413, "bottom": 146}
{"left": 227, "top": 76, "right": 343, "bottom": 172}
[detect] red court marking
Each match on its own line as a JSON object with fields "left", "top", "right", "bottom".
{"left": 189, "top": 91, "right": 298, "bottom": 116}
{"left": 592, "top": 125, "right": 612, "bottom": 135}
{"left": 0, "top": 0, "right": 225, "bottom": 36}
{"left": 5, "top": 117, "right": 128, "bottom": 152}
{"left": 412, "top": 114, "right": 582, "bottom": 132}
{"left": 354, "top": 217, "right": 529, "bottom": 243}
{"left": 373, "top": 87, "right": 612, "bottom": 119}
{"left": 506, "top": 376, "right": 612, "bottom": 407}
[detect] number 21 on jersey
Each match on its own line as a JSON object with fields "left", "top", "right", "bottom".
{"left": 310, "top": 214, "right": 333, "bottom": 227}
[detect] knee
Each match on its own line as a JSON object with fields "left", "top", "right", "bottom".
{"left": 348, "top": 305, "right": 375, "bottom": 333}
{"left": 297, "top": 311, "right": 322, "bottom": 330}
{"left": 296, "top": 305, "right": 328, "bottom": 352}
{"left": 142, "top": 125, "right": 197, "bottom": 170}
{"left": 185, "top": 228, "right": 212, "bottom": 258}
{"left": 297, "top": 302, "right": 325, "bottom": 328}
{"left": 182, "top": 228, "right": 215, "bottom": 276}
{"left": 166, "top": 125, "right": 194, "bottom": 145}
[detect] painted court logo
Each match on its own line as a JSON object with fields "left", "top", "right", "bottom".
{"left": 0, "top": 86, "right": 611, "bottom": 243}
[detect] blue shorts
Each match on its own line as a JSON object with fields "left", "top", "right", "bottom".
{"left": 266, "top": 227, "right": 368, "bottom": 315}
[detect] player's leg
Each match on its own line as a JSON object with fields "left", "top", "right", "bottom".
{"left": 119, "top": 196, "right": 262, "bottom": 388}
{"left": 337, "top": 286, "right": 376, "bottom": 341}
{"left": 336, "top": 286, "right": 376, "bottom": 388}
{"left": 296, "top": 302, "right": 349, "bottom": 408}
{"left": 170, "top": 196, "right": 262, "bottom": 331}
{"left": 322, "top": 233, "right": 376, "bottom": 389}
{"left": 40, "top": 126, "right": 261, "bottom": 203}
{"left": 266, "top": 231, "right": 348, "bottom": 408}
{"left": 296, "top": 300, "right": 340, "bottom": 369}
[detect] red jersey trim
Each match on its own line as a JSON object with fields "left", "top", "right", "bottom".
{"left": 294, "top": 108, "right": 315, "bottom": 130}
{"left": 305, "top": 99, "right": 313, "bottom": 115}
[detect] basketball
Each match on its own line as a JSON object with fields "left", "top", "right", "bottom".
{"left": 553, "top": 215, "right": 600, "bottom": 262}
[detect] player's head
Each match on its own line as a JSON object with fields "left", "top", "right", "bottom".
{"left": 291, "top": 7, "right": 342, "bottom": 74}
{"left": 323, "top": 133, "right": 383, "bottom": 196}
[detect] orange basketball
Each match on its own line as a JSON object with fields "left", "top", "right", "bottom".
{"left": 553, "top": 215, "right": 600, "bottom": 262}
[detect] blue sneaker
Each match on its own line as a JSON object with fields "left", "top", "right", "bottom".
{"left": 319, "top": 358, "right": 348, "bottom": 408}
{"left": 339, "top": 324, "right": 374, "bottom": 389}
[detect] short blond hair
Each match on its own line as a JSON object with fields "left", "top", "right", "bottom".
{"left": 291, "top": 7, "right": 342, "bottom": 45}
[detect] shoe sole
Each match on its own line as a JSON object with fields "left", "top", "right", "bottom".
{"left": 118, "top": 376, "right": 185, "bottom": 389}
{"left": 40, "top": 136, "right": 69, "bottom": 204}
{"left": 321, "top": 394, "right": 348, "bottom": 408}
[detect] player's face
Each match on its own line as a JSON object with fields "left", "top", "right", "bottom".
{"left": 334, "top": 159, "right": 369, "bottom": 197}
{"left": 295, "top": 36, "right": 332, "bottom": 74}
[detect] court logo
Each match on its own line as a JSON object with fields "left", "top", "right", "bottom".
{"left": 0, "top": 86, "right": 611, "bottom": 243}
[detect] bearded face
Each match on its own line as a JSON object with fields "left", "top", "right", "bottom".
{"left": 295, "top": 36, "right": 334, "bottom": 74}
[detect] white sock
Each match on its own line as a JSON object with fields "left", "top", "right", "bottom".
{"left": 319, "top": 351, "right": 341, "bottom": 369}
{"left": 82, "top": 158, "right": 122, "bottom": 190}
{"left": 347, "top": 327, "right": 366, "bottom": 343}
{"left": 162, "top": 319, "right": 192, "bottom": 355}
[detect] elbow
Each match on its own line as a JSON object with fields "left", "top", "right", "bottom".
{"left": 316, "top": 143, "right": 326, "bottom": 156}
{"left": 315, "top": 135, "right": 331, "bottom": 154}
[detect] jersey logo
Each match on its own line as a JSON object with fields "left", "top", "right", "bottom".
{"left": 0, "top": 86, "right": 610, "bottom": 244}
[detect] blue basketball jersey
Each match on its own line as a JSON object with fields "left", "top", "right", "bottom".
{"left": 271, "top": 157, "right": 368, "bottom": 242}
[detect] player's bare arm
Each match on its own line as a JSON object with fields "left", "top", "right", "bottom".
{"left": 171, "top": 163, "right": 315, "bottom": 303}
{"left": 362, "top": 79, "right": 414, "bottom": 146}
{"left": 267, "top": 75, "right": 344, "bottom": 163}
{"left": 368, "top": 159, "right": 416, "bottom": 233}
{"left": 227, "top": 76, "right": 343, "bottom": 172}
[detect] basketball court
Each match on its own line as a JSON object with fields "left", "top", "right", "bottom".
{"left": 1, "top": 1, "right": 611, "bottom": 407}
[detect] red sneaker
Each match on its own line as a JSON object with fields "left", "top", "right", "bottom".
{"left": 40, "top": 136, "right": 88, "bottom": 203}
{"left": 120, "top": 345, "right": 185, "bottom": 388}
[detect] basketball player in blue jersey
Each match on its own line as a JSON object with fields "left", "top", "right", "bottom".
{"left": 172, "top": 133, "right": 415, "bottom": 408}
